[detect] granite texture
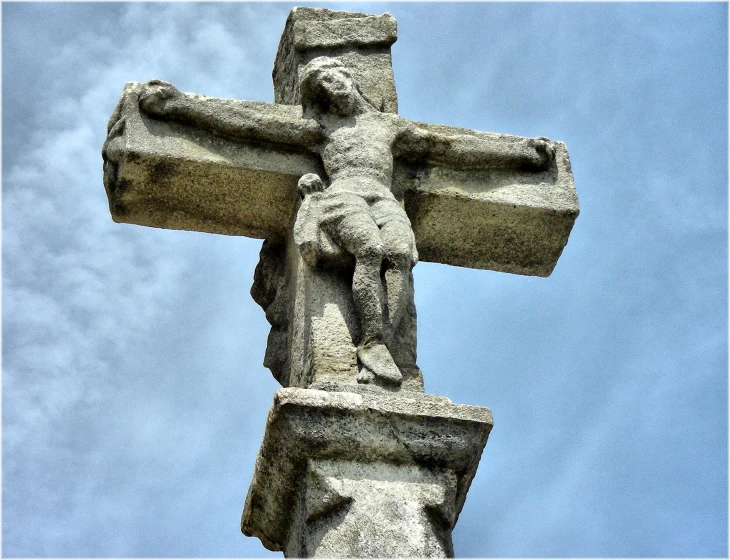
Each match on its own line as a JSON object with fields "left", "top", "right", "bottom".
{"left": 240, "top": 387, "right": 493, "bottom": 556}
{"left": 102, "top": 82, "right": 578, "bottom": 277}
{"left": 101, "top": 6, "right": 579, "bottom": 556}
{"left": 273, "top": 7, "right": 399, "bottom": 114}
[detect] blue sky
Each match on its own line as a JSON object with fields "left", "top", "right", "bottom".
{"left": 2, "top": 2, "right": 727, "bottom": 557}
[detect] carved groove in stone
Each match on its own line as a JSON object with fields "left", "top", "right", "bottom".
{"left": 287, "top": 459, "right": 460, "bottom": 558}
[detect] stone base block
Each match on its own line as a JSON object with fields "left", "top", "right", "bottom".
{"left": 241, "top": 387, "right": 493, "bottom": 557}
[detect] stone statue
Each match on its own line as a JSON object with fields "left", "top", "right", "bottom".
{"left": 136, "top": 56, "right": 555, "bottom": 386}
{"left": 102, "top": 8, "right": 579, "bottom": 555}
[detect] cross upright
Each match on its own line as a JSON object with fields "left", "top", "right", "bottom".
{"left": 102, "top": 7, "right": 578, "bottom": 557}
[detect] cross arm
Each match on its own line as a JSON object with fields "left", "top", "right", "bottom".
{"left": 391, "top": 120, "right": 579, "bottom": 277}
{"left": 139, "top": 80, "right": 324, "bottom": 152}
{"left": 394, "top": 118, "right": 553, "bottom": 171}
{"left": 102, "top": 81, "right": 323, "bottom": 240}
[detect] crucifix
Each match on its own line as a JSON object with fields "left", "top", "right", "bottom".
{"left": 102, "top": 7, "right": 577, "bottom": 558}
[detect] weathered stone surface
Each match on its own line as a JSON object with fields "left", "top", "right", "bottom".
{"left": 273, "top": 7, "right": 398, "bottom": 114}
{"left": 240, "top": 387, "right": 493, "bottom": 556}
{"left": 286, "top": 460, "right": 457, "bottom": 557}
{"left": 102, "top": 82, "right": 577, "bottom": 275}
{"left": 102, "top": 6, "right": 579, "bottom": 556}
{"left": 103, "top": 82, "right": 321, "bottom": 241}
{"left": 397, "top": 130, "right": 577, "bottom": 276}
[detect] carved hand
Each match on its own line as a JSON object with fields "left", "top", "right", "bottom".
{"left": 525, "top": 137, "right": 556, "bottom": 169}
{"left": 138, "top": 79, "right": 183, "bottom": 117}
{"left": 297, "top": 173, "right": 326, "bottom": 198}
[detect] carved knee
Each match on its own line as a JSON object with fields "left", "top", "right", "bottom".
{"left": 386, "top": 242, "right": 413, "bottom": 270}
{"left": 357, "top": 238, "right": 384, "bottom": 264}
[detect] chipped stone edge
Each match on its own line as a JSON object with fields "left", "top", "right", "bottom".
{"left": 241, "top": 387, "right": 493, "bottom": 551}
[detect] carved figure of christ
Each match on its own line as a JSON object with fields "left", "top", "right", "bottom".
{"left": 132, "top": 56, "right": 555, "bottom": 385}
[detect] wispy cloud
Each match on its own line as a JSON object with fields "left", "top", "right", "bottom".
{"left": 3, "top": 2, "right": 726, "bottom": 557}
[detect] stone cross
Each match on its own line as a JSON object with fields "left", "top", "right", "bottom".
{"left": 102, "top": 7, "right": 577, "bottom": 557}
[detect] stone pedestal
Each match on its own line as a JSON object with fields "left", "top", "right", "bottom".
{"left": 241, "top": 386, "right": 493, "bottom": 557}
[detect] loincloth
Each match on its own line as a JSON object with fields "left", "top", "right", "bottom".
{"left": 320, "top": 193, "right": 408, "bottom": 231}
{"left": 294, "top": 177, "right": 416, "bottom": 267}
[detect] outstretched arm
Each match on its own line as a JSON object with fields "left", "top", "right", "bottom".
{"left": 394, "top": 119, "right": 555, "bottom": 171}
{"left": 138, "top": 80, "right": 324, "bottom": 152}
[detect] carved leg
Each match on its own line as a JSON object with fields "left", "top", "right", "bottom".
{"left": 352, "top": 246, "right": 402, "bottom": 385}
{"left": 351, "top": 244, "right": 385, "bottom": 346}
{"left": 380, "top": 218, "right": 417, "bottom": 345}
{"left": 383, "top": 263, "right": 410, "bottom": 343}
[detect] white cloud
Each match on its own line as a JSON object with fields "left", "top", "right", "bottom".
{"left": 3, "top": 3, "right": 726, "bottom": 557}
{"left": 1, "top": 4, "right": 282, "bottom": 556}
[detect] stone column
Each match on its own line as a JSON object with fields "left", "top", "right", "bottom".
{"left": 241, "top": 387, "right": 493, "bottom": 557}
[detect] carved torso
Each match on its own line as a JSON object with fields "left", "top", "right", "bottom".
{"left": 320, "top": 110, "right": 401, "bottom": 193}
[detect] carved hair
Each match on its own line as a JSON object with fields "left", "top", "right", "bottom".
{"left": 299, "top": 56, "right": 377, "bottom": 115}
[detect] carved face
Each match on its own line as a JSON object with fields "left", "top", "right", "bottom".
{"left": 300, "top": 57, "right": 360, "bottom": 117}
{"left": 318, "top": 68, "right": 354, "bottom": 96}
{"left": 318, "top": 68, "right": 357, "bottom": 114}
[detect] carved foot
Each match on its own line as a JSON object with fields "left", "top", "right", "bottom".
{"left": 357, "top": 343, "right": 402, "bottom": 385}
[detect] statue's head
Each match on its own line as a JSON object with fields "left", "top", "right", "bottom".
{"left": 300, "top": 57, "right": 374, "bottom": 117}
